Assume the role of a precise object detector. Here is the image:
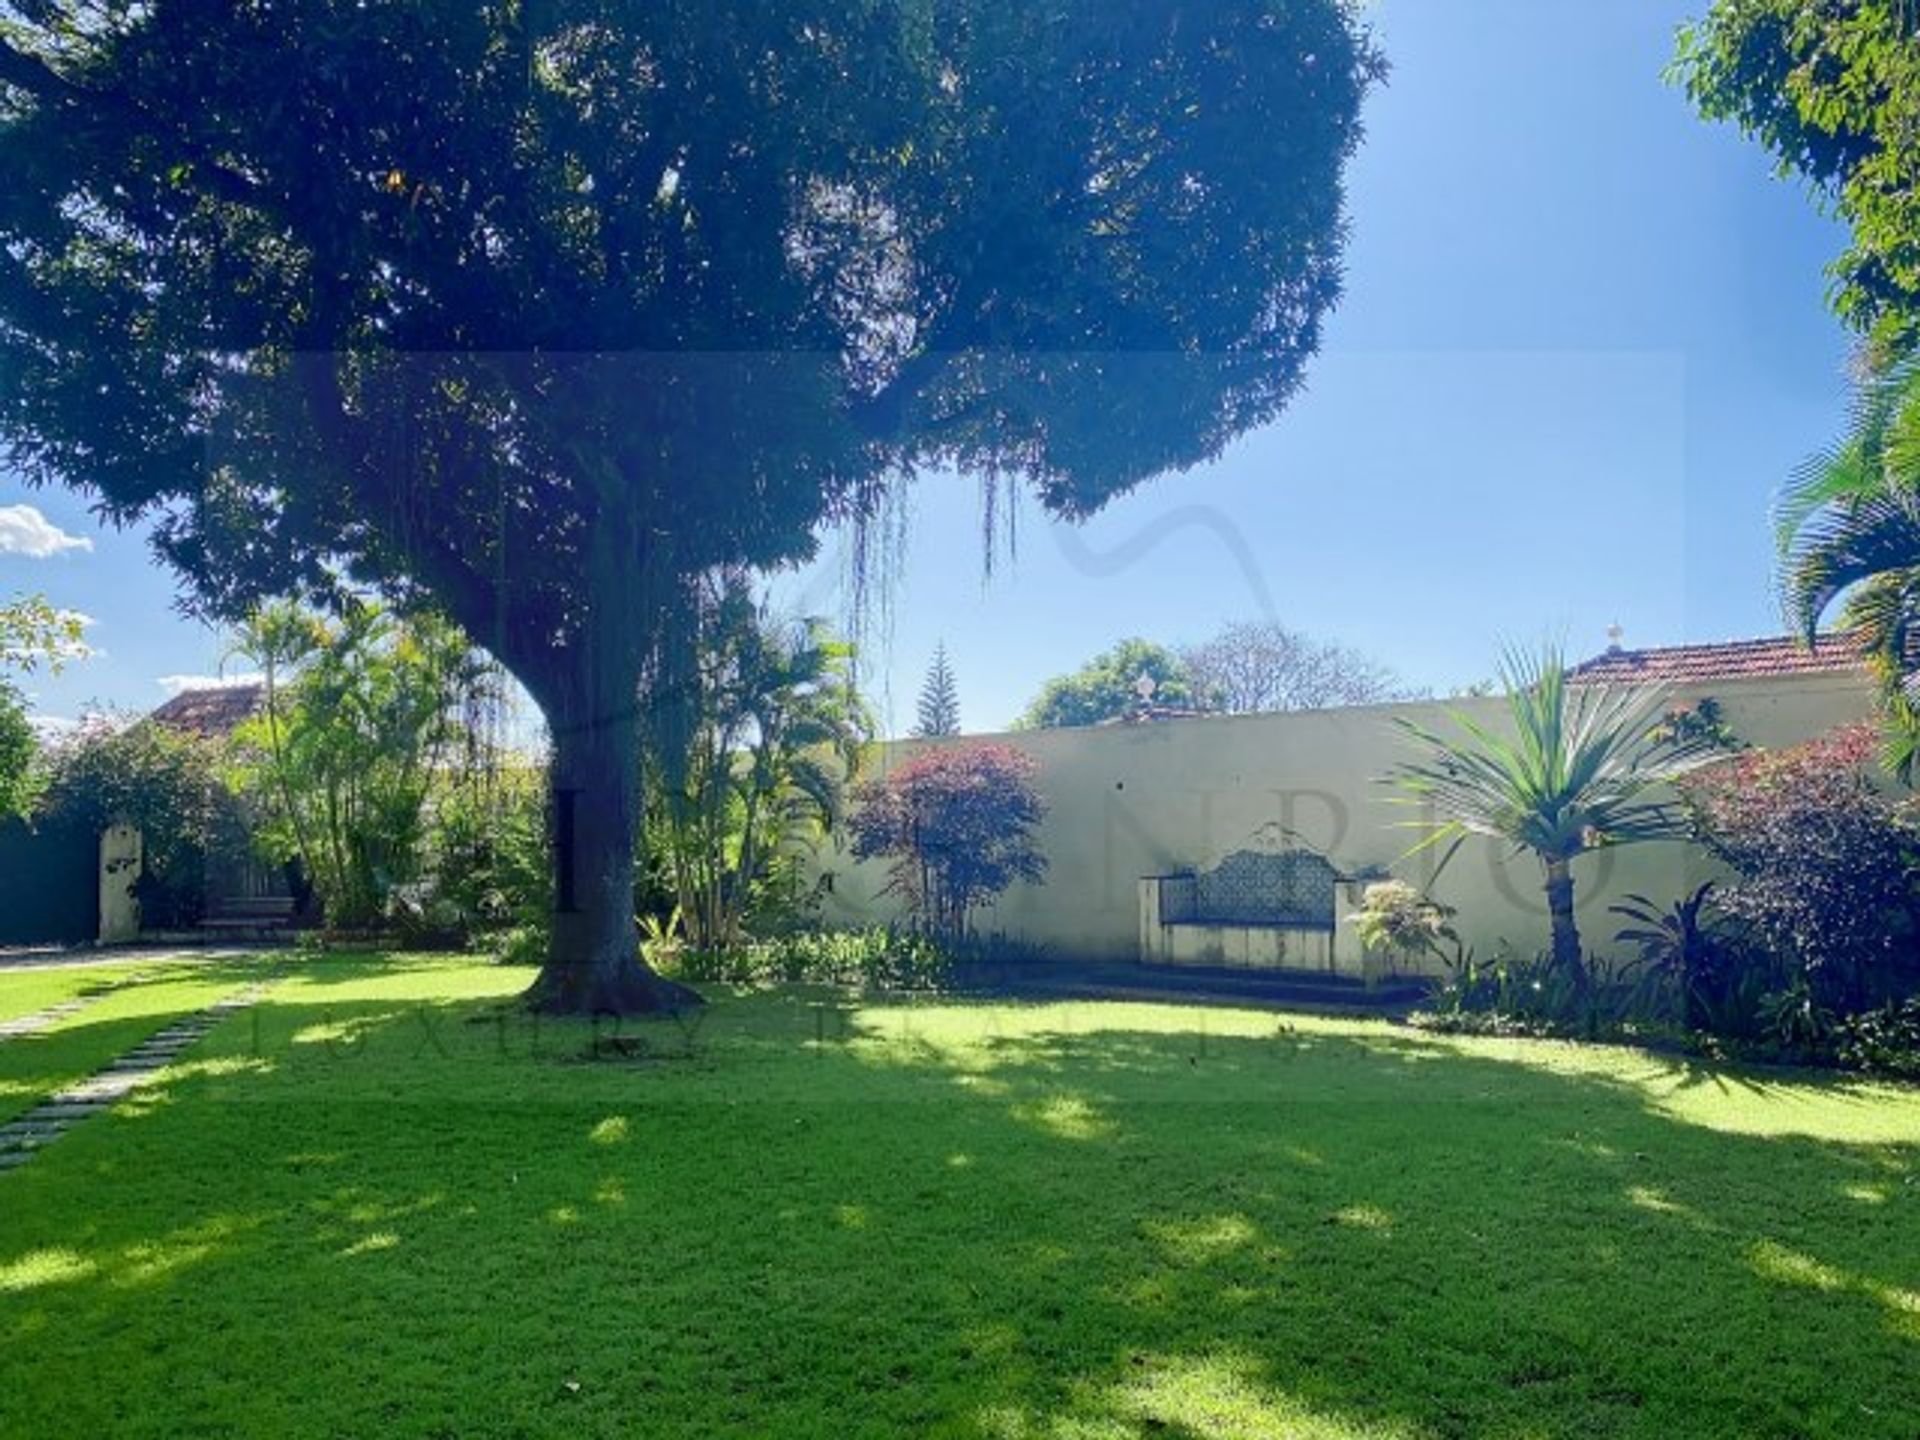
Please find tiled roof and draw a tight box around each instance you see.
[146,682,266,739]
[1568,634,1867,685]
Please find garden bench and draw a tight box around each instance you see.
[1138,848,1346,971]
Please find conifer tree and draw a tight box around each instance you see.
[914,645,962,739]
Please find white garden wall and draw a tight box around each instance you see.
[812,671,1874,973]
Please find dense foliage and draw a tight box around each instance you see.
[0,682,31,822]
[1418,725,1920,1074]
[0,0,1383,1012]
[227,603,485,930]
[1682,724,1920,1011]
[850,743,1046,939]
[37,715,240,929]
[662,928,952,992]
[0,592,86,818]
[648,579,870,949]
[414,760,551,947]
[1017,639,1203,728]
[1675,0,1920,357]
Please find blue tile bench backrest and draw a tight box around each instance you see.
[1160,850,1338,931]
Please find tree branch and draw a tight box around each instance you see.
[0,32,269,214]
[0,35,84,106]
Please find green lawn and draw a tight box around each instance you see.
[0,956,185,1025]
[1,955,1917,1439]
[0,961,261,1125]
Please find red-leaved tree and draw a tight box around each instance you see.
[1682,724,1920,1009]
[850,744,1046,940]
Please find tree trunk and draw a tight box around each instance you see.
[1543,857,1585,981]
[521,622,702,1017]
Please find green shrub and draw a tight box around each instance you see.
[666,927,953,991]
[1834,999,1920,1080]
[1610,883,1747,1031]
[490,924,550,969]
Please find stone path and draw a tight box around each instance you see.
[0,996,97,1042]
[0,967,178,1044]
[0,982,271,1174]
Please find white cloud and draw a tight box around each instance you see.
[0,504,93,558]
[156,672,264,696]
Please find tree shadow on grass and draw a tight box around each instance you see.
[0,989,1916,1438]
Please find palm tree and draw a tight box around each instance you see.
[1387,646,1717,979]
[1777,356,1920,779]
[651,575,873,948]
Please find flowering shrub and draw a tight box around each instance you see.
[1349,880,1455,971]
[1681,724,1920,1011]
[849,743,1046,939]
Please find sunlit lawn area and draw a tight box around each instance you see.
[1,954,1916,1438]
[0,962,241,1125]
[0,956,183,1025]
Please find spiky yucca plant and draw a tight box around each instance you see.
[1777,357,1920,780]
[1387,647,1718,978]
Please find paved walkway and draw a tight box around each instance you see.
[0,981,272,1174]
[0,945,262,975]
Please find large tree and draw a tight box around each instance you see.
[1674,0,1920,357]
[1179,618,1405,713]
[1017,637,1203,728]
[0,1,1382,1012]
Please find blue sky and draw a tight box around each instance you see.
[3,0,1855,735]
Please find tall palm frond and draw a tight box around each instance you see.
[1392,644,1717,859]
[1386,645,1720,969]
[1778,357,1920,779]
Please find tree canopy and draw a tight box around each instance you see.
[1017,637,1204,728]
[0,592,88,819]
[1178,619,1406,713]
[1674,0,1920,357]
[0,0,1383,1010]
[850,741,1045,938]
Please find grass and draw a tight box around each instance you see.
[0,956,185,1024]
[0,960,258,1124]
[1,953,1917,1439]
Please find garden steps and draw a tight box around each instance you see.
[0,981,271,1176]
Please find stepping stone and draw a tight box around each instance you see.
[62,1078,142,1102]
[32,1103,106,1120]
[2,1124,66,1145]
[0,1151,33,1170]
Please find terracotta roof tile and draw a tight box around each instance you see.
[146,683,266,739]
[1568,635,1867,685]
